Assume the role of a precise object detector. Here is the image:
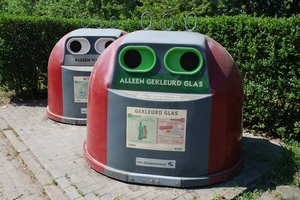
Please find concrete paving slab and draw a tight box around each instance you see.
[277,185,300,200]
[0,100,284,200]
[0,124,48,199]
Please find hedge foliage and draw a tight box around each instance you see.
[191,15,300,140]
[0,14,299,140]
[0,15,79,98]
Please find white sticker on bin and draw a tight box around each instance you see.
[136,157,176,169]
[81,108,87,114]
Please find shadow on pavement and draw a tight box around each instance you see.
[190,134,284,190]
[10,98,47,107]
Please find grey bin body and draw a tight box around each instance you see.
[47,28,125,125]
[83,30,244,188]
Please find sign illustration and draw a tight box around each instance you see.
[126,106,187,152]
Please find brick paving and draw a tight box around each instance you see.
[0,100,284,200]
[0,128,47,200]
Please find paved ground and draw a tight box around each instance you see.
[0,130,48,200]
[0,100,298,200]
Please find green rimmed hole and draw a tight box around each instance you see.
[118,45,156,73]
[164,47,203,75]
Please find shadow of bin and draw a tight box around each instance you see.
[83,30,244,187]
[47,28,126,125]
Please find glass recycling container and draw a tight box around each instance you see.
[47,28,126,124]
[83,30,244,187]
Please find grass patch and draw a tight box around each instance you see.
[3,125,13,131]
[235,139,300,199]
[70,182,78,189]
[29,171,36,180]
[3,125,20,138]
[65,173,70,180]
[0,89,13,105]
[77,189,84,196]
[235,189,262,200]
[269,139,300,187]
[52,179,58,186]
[93,191,99,197]
[12,149,20,156]
[41,188,46,195]
[212,194,226,200]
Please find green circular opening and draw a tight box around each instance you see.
[119,46,156,73]
[164,47,203,75]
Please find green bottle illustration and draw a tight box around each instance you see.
[138,121,143,140]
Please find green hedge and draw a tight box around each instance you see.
[0,15,79,98]
[0,14,299,140]
[191,15,300,139]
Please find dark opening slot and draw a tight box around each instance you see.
[124,50,142,69]
[105,41,113,48]
[180,52,199,71]
[70,41,81,53]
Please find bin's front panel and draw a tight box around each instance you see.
[106,89,212,177]
[59,31,123,124]
[63,29,124,66]
[110,31,210,95]
[63,36,99,66]
[62,66,92,121]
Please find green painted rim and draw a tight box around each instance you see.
[118,45,156,73]
[164,47,203,75]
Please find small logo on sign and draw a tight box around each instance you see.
[168,162,174,167]
[136,157,176,169]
